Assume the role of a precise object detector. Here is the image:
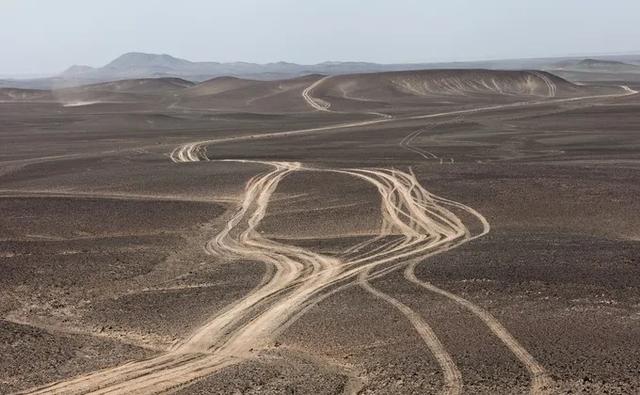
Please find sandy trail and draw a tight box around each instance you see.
[400,128,440,160]
[172,81,637,164]
[21,161,488,394]
[530,72,557,97]
[20,160,496,393]
[21,79,639,395]
[359,265,462,395]
[302,75,332,111]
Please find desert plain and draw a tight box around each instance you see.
[1,69,639,394]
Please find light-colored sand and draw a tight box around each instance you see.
[62,101,103,107]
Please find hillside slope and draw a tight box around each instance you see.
[175,74,323,113]
[52,78,194,106]
[308,69,625,113]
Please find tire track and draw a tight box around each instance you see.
[21,162,484,394]
[21,78,638,394]
[172,81,636,165]
[302,75,332,111]
[530,72,557,98]
[359,266,462,395]
[399,129,439,160]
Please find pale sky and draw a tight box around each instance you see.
[2,0,640,75]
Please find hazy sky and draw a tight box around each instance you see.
[2,0,640,75]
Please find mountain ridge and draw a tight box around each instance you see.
[3,51,640,90]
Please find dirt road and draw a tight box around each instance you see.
[20,77,637,395]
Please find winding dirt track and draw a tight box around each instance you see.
[21,76,637,394]
[301,76,332,111]
[530,72,557,97]
[399,128,440,161]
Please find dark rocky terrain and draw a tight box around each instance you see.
[1,69,639,394]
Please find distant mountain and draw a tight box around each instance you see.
[3,51,640,90]
[544,57,640,82]
[578,58,628,67]
[551,58,640,72]
[105,52,193,70]
[56,52,443,84]
[61,65,96,75]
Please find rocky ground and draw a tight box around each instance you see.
[1,75,639,394]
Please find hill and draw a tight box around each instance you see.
[552,58,640,73]
[52,77,194,106]
[1,69,627,113]
[175,74,322,113]
[4,52,640,89]
[306,69,624,113]
[0,88,53,102]
[58,52,437,83]
[546,58,640,82]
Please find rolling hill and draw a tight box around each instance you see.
[3,52,640,90]
[0,69,627,114]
